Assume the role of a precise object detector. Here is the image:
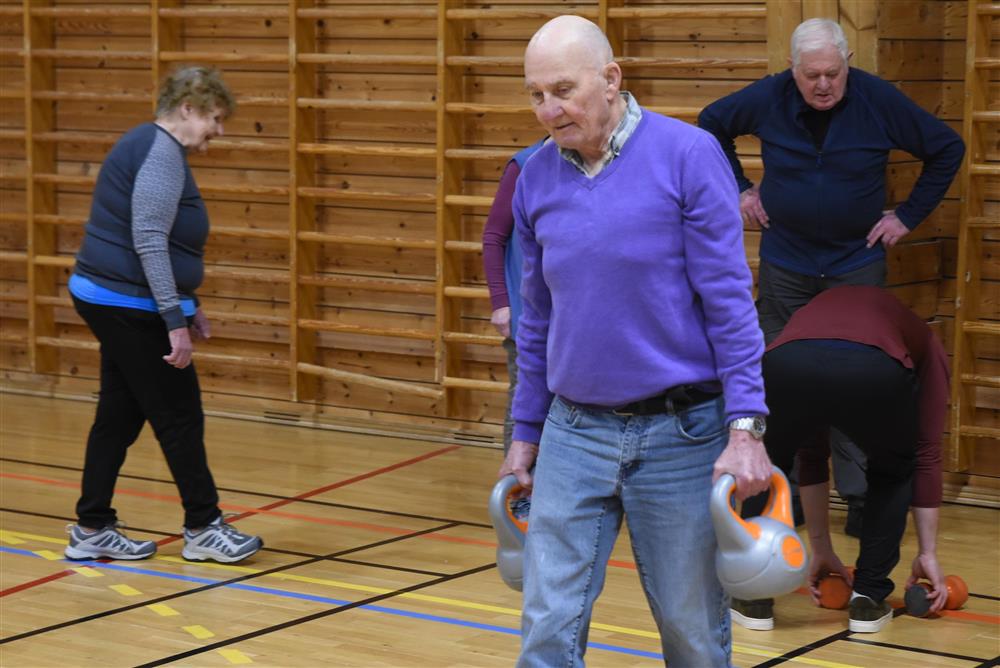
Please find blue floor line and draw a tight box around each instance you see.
[2,545,663,661]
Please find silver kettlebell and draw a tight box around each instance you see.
[711,466,807,600]
[488,474,528,591]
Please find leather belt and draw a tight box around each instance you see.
[566,385,722,417]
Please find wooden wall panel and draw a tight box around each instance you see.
[0,1,992,477]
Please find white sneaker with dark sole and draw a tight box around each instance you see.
[730,598,775,631]
[64,523,157,561]
[182,516,262,563]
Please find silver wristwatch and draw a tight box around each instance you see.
[728,415,766,440]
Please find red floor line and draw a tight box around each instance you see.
[0,569,74,598]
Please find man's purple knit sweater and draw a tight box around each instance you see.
[511,110,767,445]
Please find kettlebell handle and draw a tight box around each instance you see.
[717,466,796,541]
[494,474,528,533]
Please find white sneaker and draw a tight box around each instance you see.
[64,523,157,561]
[182,516,262,563]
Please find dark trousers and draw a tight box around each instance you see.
[757,259,887,505]
[73,298,221,529]
[763,339,918,602]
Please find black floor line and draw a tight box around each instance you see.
[133,562,499,668]
[844,637,989,663]
[0,506,452,577]
[0,456,493,528]
[750,629,852,668]
[0,521,473,645]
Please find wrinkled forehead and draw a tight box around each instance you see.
[524,43,599,88]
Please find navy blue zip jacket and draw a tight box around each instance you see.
[698,68,964,277]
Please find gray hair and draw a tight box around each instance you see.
[156,66,235,118]
[790,19,849,68]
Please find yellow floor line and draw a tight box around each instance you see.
[33,549,62,561]
[0,532,26,544]
[218,648,253,664]
[4,530,67,546]
[71,566,104,578]
[109,584,142,596]
[147,603,180,617]
[183,624,216,640]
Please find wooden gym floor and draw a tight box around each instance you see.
[0,392,997,667]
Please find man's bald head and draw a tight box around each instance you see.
[526,15,614,72]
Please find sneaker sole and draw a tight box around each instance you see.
[181,540,262,564]
[64,545,155,561]
[731,608,774,631]
[849,611,893,633]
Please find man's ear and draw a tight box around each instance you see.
[605,61,622,95]
[847,50,854,62]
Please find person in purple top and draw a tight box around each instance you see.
[497,16,771,667]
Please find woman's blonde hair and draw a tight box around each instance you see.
[156,66,235,118]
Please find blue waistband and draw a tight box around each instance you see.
[69,274,196,316]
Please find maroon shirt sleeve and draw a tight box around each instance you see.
[482,160,521,311]
[905,314,949,508]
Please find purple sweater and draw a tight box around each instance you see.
[511,111,767,444]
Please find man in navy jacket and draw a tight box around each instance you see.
[699,17,963,631]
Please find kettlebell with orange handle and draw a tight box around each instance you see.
[711,466,808,600]
[488,474,528,592]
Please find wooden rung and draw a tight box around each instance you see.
[0,129,24,140]
[962,321,1000,337]
[31,6,150,17]
[298,142,435,158]
[35,295,71,307]
[958,424,1000,439]
[443,286,489,300]
[33,173,96,187]
[298,273,435,295]
[207,139,287,153]
[972,111,1000,122]
[198,183,290,196]
[159,7,287,18]
[297,54,436,67]
[297,231,436,250]
[445,102,531,115]
[0,49,25,60]
[617,56,767,69]
[0,212,26,223]
[444,195,494,208]
[447,56,522,68]
[159,51,289,64]
[297,8,437,19]
[34,214,86,225]
[0,174,26,184]
[298,361,442,400]
[202,311,289,326]
[194,351,289,369]
[0,6,21,16]
[968,216,1000,229]
[644,105,699,119]
[971,163,1000,176]
[297,187,435,204]
[960,373,1000,389]
[445,148,513,161]
[978,3,1000,16]
[976,57,1000,70]
[0,89,22,99]
[444,240,483,253]
[0,332,26,343]
[36,336,97,351]
[236,96,288,107]
[211,225,288,240]
[32,90,150,103]
[442,376,509,393]
[0,251,28,263]
[446,8,597,20]
[0,294,28,303]
[443,331,503,346]
[33,255,74,268]
[31,49,150,61]
[33,131,119,144]
[297,98,436,112]
[607,6,765,18]
[297,319,435,341]
[203,266,290,283]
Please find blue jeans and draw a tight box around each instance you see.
[518,397,732,668]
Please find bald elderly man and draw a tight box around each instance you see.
[498,16,770,666]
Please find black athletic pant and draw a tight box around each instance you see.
[762,339,919,602]
[73,297,221,530]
